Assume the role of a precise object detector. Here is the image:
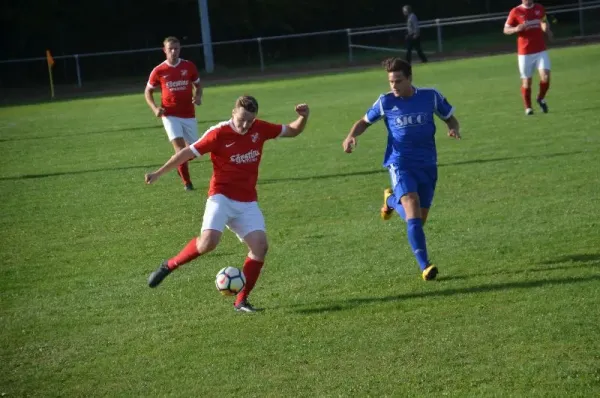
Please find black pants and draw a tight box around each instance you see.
[405,35,428,64]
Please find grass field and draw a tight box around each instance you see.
[1,44,600,397]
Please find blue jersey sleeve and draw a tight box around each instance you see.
[433,90,454,120]
[364,95,385,124]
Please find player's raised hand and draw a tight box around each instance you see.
[343,136,357,153]
[448,129,461,140]
[295,103,310,117]
[154,107,165,117]
[516,24,526,32]
[145,172,159,184]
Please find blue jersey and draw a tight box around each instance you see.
[364,87,454,169]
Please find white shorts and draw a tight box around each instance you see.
[518,51,551,79]
[201,194,266,241]
[161,116,199,143]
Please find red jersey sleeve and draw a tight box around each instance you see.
[539,5,547,22]
[191,127,220,156]
[147,67,160,88]
[505,9,518,27]
[257,120,285,140]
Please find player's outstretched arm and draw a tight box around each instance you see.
[280,104,310,138]
[145,147,196,184]
[444,115,461,140]
[343,117,371,153]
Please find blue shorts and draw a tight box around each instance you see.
[387,164,438,208]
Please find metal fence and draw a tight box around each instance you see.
[1,1,599,92]
[348,1,600,58]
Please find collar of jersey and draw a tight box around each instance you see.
[164,59,182,68]
[392,86,418,99]
[228,119,256,135]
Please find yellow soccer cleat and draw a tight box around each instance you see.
[422,264,438,281]
[381,188,394,220]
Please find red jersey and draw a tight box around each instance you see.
[190,119,286,202]
[505,3,547,55]
[147,59,200,118]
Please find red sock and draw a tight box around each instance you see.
[235,257,264,305]
[166,238,200,270]
[177,161,191,185]
[538,80,550,100]
[521,86,532,109]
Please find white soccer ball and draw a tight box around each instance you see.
[215,266,246,296]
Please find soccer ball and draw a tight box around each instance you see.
[215,266,246,296]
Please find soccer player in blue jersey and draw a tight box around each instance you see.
[342,57,461,280]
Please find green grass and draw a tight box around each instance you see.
[1,44,600,397]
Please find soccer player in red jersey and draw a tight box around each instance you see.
[145,36,203,191]
[504,0,553,115]
[145,96,310,313]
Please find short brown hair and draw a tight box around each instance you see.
[235,95,259,113]
[163,36,180,46]
[382,57,412,77]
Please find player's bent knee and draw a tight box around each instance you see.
[196,231,221,254]
[244,231,268,259]
[401,192,420,206]
[246,246,268,262]
[400,193,421,218]
[197,240,218,254]
[540,71,550,82]
[249,239,268,258]
[171,137,187,151]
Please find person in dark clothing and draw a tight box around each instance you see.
[403,5,428,64]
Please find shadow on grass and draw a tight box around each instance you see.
[292,273,600,314]
[440,255,600,282]
[539,253,600,265]
[0,125,162,143]
[0,120,223,143]
[0,150,583,181]
[0,163,165,180]
[0,158,211,181]
[442,150,583,166]
[259,150,583,185]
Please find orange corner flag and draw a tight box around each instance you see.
[46,50,55,99]
[46,50,55,67]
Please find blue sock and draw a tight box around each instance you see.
[406,218,430,271]
[395,204,406,220]
[386,194,406,220]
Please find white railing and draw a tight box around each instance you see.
[348,0,600,56]
[351,0,595,32]
[1,1,599,89]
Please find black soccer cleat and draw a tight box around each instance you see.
[148,261,172,288]
[184,183,194,191]
[234,300,258,313]
[537,98,549,114]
